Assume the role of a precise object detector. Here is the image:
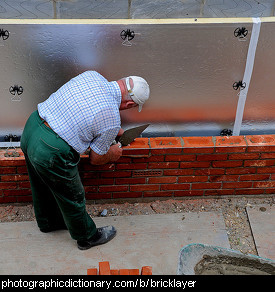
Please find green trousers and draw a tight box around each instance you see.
[20,110,97,241]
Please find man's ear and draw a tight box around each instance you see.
[125,100,136,109]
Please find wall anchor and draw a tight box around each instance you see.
[120,29,135,46]
[0,29,9,40]
[233,81,246,91]
[234,27,248,39]
[220,129,233,136]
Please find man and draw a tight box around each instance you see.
[20,71,150,250]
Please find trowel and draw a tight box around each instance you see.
[114,124,150,146]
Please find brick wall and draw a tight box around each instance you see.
[0,134,275,203]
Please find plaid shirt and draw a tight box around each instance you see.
[38,71,121,154]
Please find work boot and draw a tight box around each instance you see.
[77,225,116,250]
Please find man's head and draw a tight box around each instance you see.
[117,76,150,111]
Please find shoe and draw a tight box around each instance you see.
[77,225,116,250]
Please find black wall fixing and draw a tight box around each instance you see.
[220,129,233,136]
[234,27,248,39]
[4,134,19,142]
[0,29,9,40]
[233,81,246,91]
[120,29,135,41]
[9,85,23,95]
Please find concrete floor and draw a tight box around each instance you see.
[0,212,230,275]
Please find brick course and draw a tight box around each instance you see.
[0,134,275,203]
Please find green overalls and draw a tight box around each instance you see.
[20,110,97,241]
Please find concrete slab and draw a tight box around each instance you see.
[246,204,275,261]
[0,212,230,275]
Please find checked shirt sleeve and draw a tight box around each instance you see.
[90,107,120,155]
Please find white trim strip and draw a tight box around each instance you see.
[233,17,261,136]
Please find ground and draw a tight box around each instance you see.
[0,195,274,256]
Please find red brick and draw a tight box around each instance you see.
[129,269,140,275]
[244,160,275,167]
[257,167,275,174]
[228,153,260,160]
[148,177,177,184]
[174,190,204,196]
[101,171,132,178]
[226,167,256,175]
[192,183,221,189]
[110,270,119,275]
[3,189,32,196]
[82,178,114,185]
[1,175,29,182]
[209,175,239,182]
[261,153,275,159]
[195,168,225,175]
[205,189,234,196]
[122,137,149,149]
[240,174,270,181]
[113,192,143,199]
[235,189,265,195]
[143,191,173,197]
[223,182,253,189]
[116,163,147,170]
[246,135,275,152]
[215,136,247,153]
[119,269,130,275]
[99,262,111,275]
[182,136,215,153]
[165,154,196,162]
[84,186,98,193]
[85,193,112,200]
[0,182,17,190]
[87,268,98,275]
[0,159,26,167]
[150,137,183,154]
[212,161,243,168]
[141,266,152,275]
[253,181,275,188]
[160,184,190,191]
[0,196,17,203]
[98,185,128,193]
[130,184,159,192]
[180,162,211,168]
[163,169,193,176]
[197,154,227,161]
[178,176,208,183]
[116,177,146,185]
[16,196,33,203]
[0,167,16,174]
[148,162,179,169]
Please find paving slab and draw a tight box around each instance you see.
[0,212,230,275]
[246,204,275,261]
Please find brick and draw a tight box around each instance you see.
[182,136,215,153]
[209,175,239,182]
[246,135,275,152]
[116,163,147,170]
[212,161,243,168]
[195,168,225,175]
[112,192,143,199]
[192,183,221,189]
[0,167,16,174]
[150,137,183,154]
[101,171,132,178]
[244,160,275,167]
[82,178,114,185]
[0,196,17,203]
[129,269,140,275]
[261,153,275,159]
[3,189,32,197]
[257,167,275,174]
[163,169,193,176]
[235,189,265,195]
[165,154,196,162]
[180,162,211,168]
[253,181,275,188]
[148,177,177,184]
[228,153,260,160]
[226,167,256,175]
[240,174,270,181]
[110,270,119,275]
[116,177,146,185]
[16,195,33,203]
[130,184,159,192]
[119,269,130,275]
[197,154,227,161]
[161,183,190,191]
[87,268,98,275]
[174,190,204,197]
[99,262,111,275]
[141,266,152,275]
[122,138,150,156]
[0,159,26,167]
[148,162,179,169]
[98,185,128,193]
[0,182,17,190]
[223,182,253,189]
[178,176,208,183]
[215,136,247,153]
[1,175,29,182]
[205,189,234,196]
[143,191,173,197]
[85,193,112,200]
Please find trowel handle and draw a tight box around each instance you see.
[111,140,122,148]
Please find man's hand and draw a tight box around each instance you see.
[89,142,123,165]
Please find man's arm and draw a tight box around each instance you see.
[89,142,122,165]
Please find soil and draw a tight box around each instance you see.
[0,195,274,256]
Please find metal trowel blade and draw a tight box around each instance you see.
[119,124,150,146]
